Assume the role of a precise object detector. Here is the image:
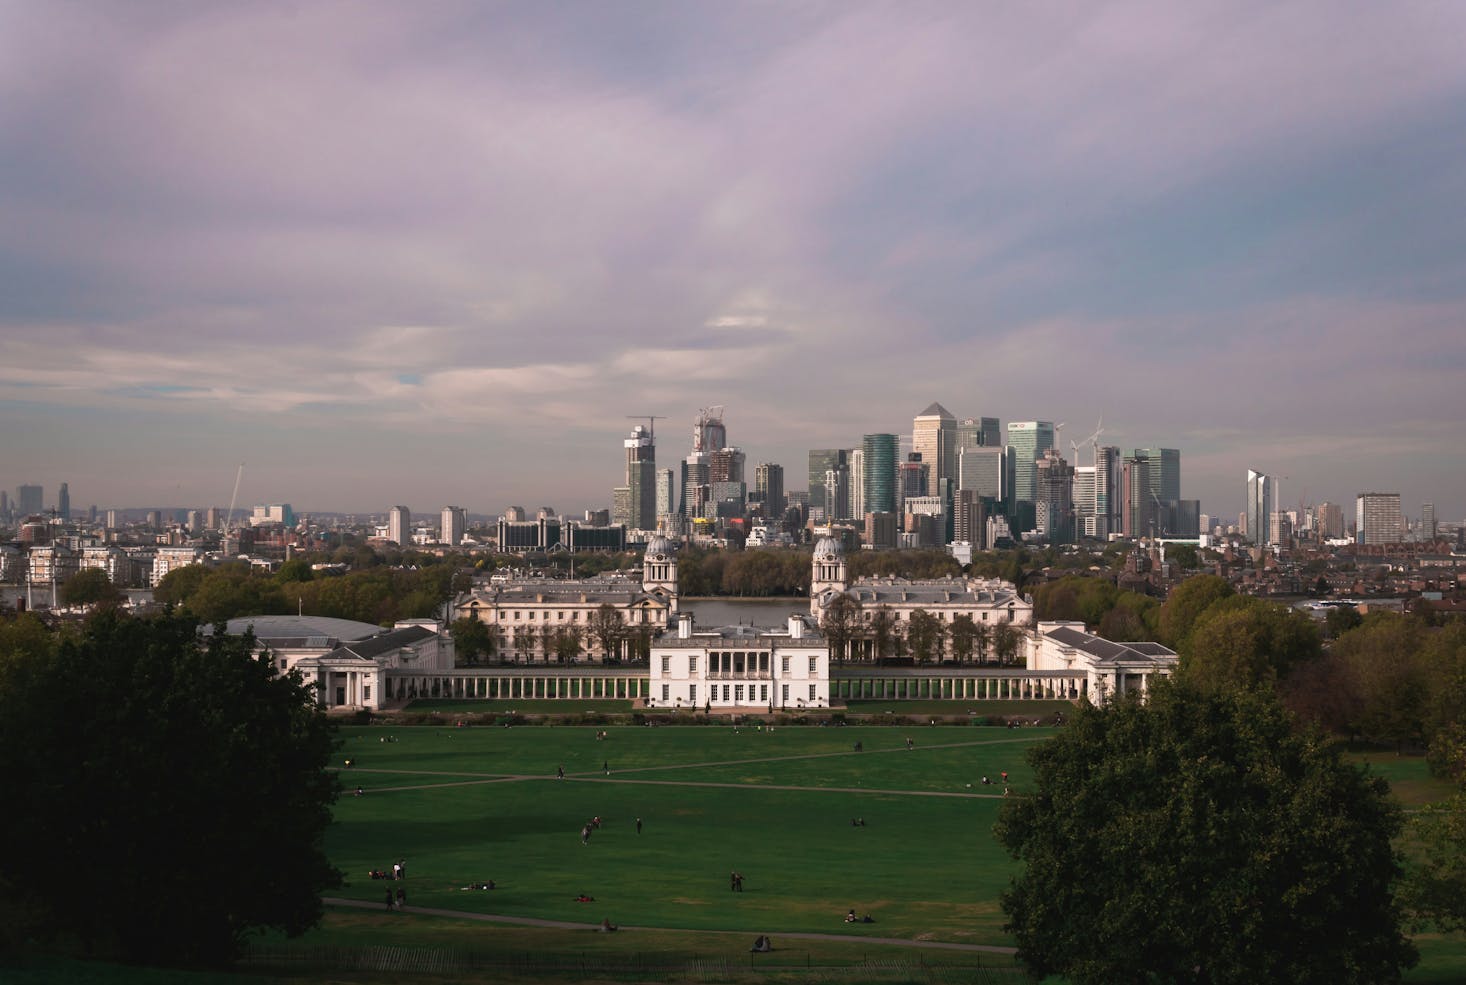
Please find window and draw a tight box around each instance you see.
[514,610,521,620]
[661,656,671,674]
[735,685,744,702]
[662,684,670,701]
[809,684,817,701]
[781,656,790,673]
[722,685,730,702]
[760,685,768,702]
[808,657,817,675]
[689,684,697,704]
[689,656,698,674]
[782,684,789,703]
[363,685,372,700]
[734,652,745,674]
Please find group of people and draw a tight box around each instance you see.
[580,815,605,845]
[385,887,407,910]
[850,817,866,827]
[729,870,746,892]
[844,909,875,924]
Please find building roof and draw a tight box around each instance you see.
[323,624,438,662]
[817,577,1026,609]
[221,614,384,643]
[1045,625,1177,666]
[917,402,954,419]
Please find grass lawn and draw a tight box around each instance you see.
[401,699,636,714]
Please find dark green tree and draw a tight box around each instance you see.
[1325,604,1364,639]
[1402,723,1466,932]
[996,682,1416,984]
[992,622,1023,666]
[1178,595,1321,693]
[1156,573,1233,649]
[819,593,862,664]
[59,567,125,608]
[906,608,945,663]
[949,613,978,663]
[451,616,493,666]
[0,610,341,966]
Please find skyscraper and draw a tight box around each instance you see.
[440,506,467,546]
[1094,445,1121,539]
[861,433,899,515]
[1122,456,1153,539]
[956,445,1006,503]
[956,416,1002,449]
[1245,470,1278,546]
[656,468,675,520]
[1035,449,1074,543]
[807,449,846,518]
[58,482,70,521]
[912,403,957,495]
[1005,422,1055,506]
[1355,493,1404,545]
[388,505,411,546]
[17,484,42,516]
[623,424,656,531]
[847,448,864,519]
[754,463,784,518]
[1421,503,1437,541]
[1131,448,1180,503]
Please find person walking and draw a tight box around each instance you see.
[635,816,642,835]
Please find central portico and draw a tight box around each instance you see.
[648,612,830,711]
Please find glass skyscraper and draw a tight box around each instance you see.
[861,433,898,515]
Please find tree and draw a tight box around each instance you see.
[996,682,1417,984]
[59,568,124,609]
[906,608,945,663]
[590,604,624,661]
[0,610,340,966]
[554,626,583,663]
[1325,604,1363,639]
[973,620,992,665]
[1179,596,1321,694]
[1156,573,1233,649]
[949,614,978,663]
[992,622,1023,666]
[819,593,862,664]
[868,605,898,660]
[451,616,493,666]
[1402,723,1466,933]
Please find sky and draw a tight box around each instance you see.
[3,1,1465,524]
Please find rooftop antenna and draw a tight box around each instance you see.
[625,415,665,441]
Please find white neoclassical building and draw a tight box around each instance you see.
[453,535,679,662]
[1027,621,1178,703]
[648,612,830,711]
[222,614,455,711]
[808,537,1033,660]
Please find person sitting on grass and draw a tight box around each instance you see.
[600,917,617,932]
[845,909,857,923]
[575,893,595,902]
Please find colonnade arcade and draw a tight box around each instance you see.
[829,670,1087,702]
[386,671,648,703]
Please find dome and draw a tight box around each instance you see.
[813,536,844,560]
[644,535,675,559]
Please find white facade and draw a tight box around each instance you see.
[151,546,201,587]
[648,613,830,710]
[388,505,411,547]
[441,506,467,546]
[1027,621,1177,704]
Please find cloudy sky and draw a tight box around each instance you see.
[3,1,1465,523]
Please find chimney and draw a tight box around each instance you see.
[788,614,803,639]
[678,613,693,639]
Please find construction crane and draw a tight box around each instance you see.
[1080,417,1105,469]
[223,463,244,535]
[625,415,665,441]
[1053,422,1067,458]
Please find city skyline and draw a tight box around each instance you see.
[3,4,1465,520]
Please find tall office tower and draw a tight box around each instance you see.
[146,510,163,529]
[57,482,70,521]
[1269,512,1294,546]
[865,511,898,549]
[753,463,784,517]
[1005,422,1055,505]
[88,505,97,524]
[1122,456,1154,539]
[1421,503,1437,541]
[680,456,709,517]
[693,406,726,454]
[1314,502,1344,539]
[611,487,632,526]
[1072,466,1096,537]
[956,445,1006,503]
[823,466,851,522]
[897,454,929,515]
[441,506,467,546]
[388,505,411,546]
[1035,449,1075,543]
[186,510,202,534]
[17,484,43,515]
[953,489,986,547]
[1093,445,1121,539]
[1245,470,1278,546]
[862,433,899,515]
[807,449,846,518]
[656,468,675,519]
[0,490,7,518]
[956,416,1002,449]
[1355,493,1404,545]
[623,424,656,531]
[708,447,745,484]
[912,404,958,495]
[205,506,220,531]
[1132,448,1181,503]
[847,449,864,519]
[105,509,118,529]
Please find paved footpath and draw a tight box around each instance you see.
[323,896,1017,955]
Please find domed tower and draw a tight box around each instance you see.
[810,536,848,612]
[642,535,679,609]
